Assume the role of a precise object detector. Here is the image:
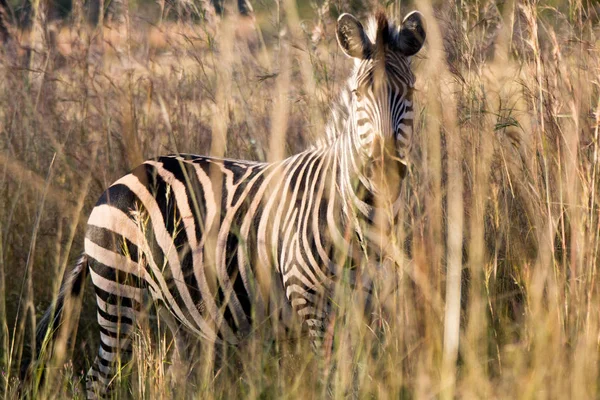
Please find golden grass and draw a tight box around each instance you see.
[1,0,600,398]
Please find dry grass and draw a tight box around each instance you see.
[1,0,600,398]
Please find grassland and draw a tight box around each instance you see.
[1,0,600,398]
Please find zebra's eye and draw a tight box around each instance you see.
[352,89,363,101]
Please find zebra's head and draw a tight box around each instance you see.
[336,11,426,165]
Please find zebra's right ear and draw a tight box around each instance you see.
[336,13,371,59]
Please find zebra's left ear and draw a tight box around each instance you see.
[336,13,372,59]
[397,11,426,56]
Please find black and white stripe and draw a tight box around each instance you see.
[36,10,426,399]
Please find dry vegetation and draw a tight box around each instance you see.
[1,0,600,398]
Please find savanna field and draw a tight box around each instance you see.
[1,0,599,398]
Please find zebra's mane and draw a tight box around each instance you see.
[316,12,402,148]
[364,11,402,48]
[318,83,352,147]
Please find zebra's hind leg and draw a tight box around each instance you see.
[86,257,145,399]
[156,305,197,395]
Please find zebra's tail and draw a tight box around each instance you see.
[22,254,89,382]
[36,254,88,350]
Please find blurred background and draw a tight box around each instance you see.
[1,0,600,398]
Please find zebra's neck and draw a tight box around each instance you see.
[323,111,405,225]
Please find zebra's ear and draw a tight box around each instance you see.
[336,13,371,59]
[397,11,426,56]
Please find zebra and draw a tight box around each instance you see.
[33,10,426,399]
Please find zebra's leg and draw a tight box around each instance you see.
[292,288,340,396]
[156,305,195,390]
[286,290,333,368]
[86,257,144,399]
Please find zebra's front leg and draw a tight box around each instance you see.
[305,310,335,359]
[293,290,339,397]
[86,261,144,399]
[288,285,335,359]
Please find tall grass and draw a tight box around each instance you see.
[1,0,599,398]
